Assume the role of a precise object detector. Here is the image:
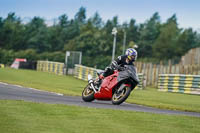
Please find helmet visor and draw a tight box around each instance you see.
[128,55,136,61]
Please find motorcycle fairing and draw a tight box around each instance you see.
[94,72,118,100]
[117,65,139,84]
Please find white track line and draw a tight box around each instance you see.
[28,87,63,96]
[0,82,8,85]
[0,82,63,96]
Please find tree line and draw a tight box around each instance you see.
[0,7,200,69]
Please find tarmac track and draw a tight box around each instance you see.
[0,82,200,117]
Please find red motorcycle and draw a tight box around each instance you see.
[82,65,139,105]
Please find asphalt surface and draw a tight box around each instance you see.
[0,82,200,117]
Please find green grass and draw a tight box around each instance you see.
[0,68,200,112]
[127,88,200,112]
[0,68,86,96]
[0,100,200,133]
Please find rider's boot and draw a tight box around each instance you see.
[95,74,104,87]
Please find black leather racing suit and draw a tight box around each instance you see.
[103,55,135,77]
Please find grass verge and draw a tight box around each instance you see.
[0,100,200,133]
[0,68,86,96]
[0,68,200,112]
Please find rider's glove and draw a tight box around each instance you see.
[111,61,118,70]
[99,74,104,79]
[117,66,125,71]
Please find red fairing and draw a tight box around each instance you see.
[94,71,118,100]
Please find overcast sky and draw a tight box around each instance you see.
[0,0,200,31]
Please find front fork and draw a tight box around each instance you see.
[88,79,97,93]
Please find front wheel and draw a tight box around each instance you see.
[82,84,95,102]
[112,84,132,105]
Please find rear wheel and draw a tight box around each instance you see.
[82,84,95,102]
[112,84,132,105]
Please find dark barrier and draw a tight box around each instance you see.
[19,61,37,70]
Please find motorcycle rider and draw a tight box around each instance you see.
[99,48,137,80]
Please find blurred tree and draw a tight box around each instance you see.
[137,12,161,58]
[48,25,63,51]
[25,17,50,52]
[153,14,180,60]
[127,19,139,44]
[88,12,102,28]
[0,17,3,47]
[0,13,25,50]
[48,14,70,51]
[176,28,199,56]
[75,7,86,25]
[58,14,69,27]
[0,10,200,67]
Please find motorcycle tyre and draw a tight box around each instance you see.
[82,84,95,102]
[112,85,132,105]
